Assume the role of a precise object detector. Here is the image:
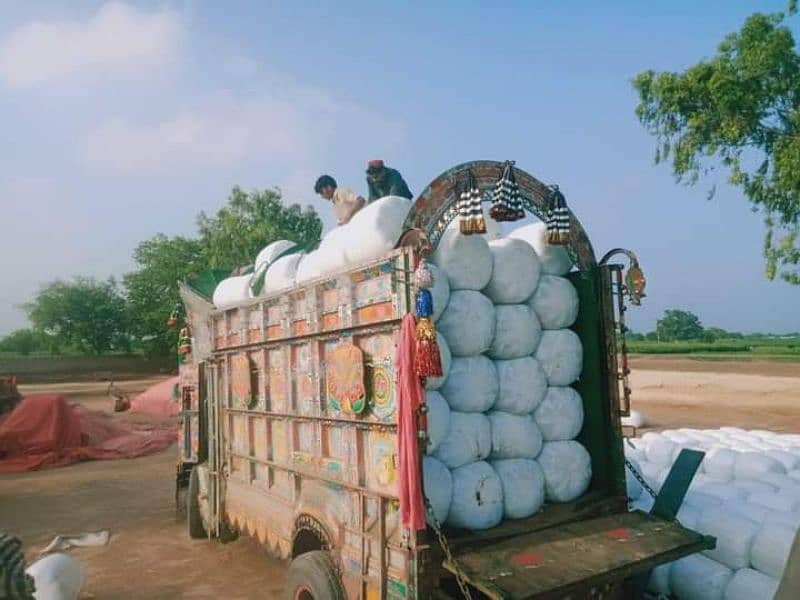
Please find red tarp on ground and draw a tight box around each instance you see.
[129,376,181,417]
[0,395,176,473]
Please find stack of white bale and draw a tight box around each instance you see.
[626,427,800,599]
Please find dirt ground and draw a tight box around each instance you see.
[1,358,798,599]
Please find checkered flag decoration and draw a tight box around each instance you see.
[490,161,525,222]
[546,184,570,245]
[456,169,486,235]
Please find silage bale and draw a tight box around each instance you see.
[534,330,583,386]
[432,228,493,291]
[422,456,452,526]
[213,274,253,309]
[748,491,798,513]
[670,554,733,600]
[731,479,777,496]
[750,522,795,579]
[487,305,541,360]
[684,491,724,513]
[343,195,411,265]
[427,262,451,323]
[789,469,800,482]
[527,274,579,330]
[647,563,671,597]
[537,440,592,503]
[631,494,654,513]
[644,435,678,468]
[719,500,770,526]
[295,246,347,284]
[483,238,541,304]
[704,447,738,481]
[434,412,491,469]
[677,503,701,529]
[425,391,451,455]
[694,482,746,503]
[764,511,800,532]
[493,357,548,415]
[766,449,800,471]
[759,473,800,496]
[533,386,584,441]
[262,252,303,294]
[696,510,760,570]
[436,291,496,356]
[723,568,779,600]
[439,356,498,412]
[491,459,545,519]
[446,461,504,530]
[507,221,574,275]
[623,442,646,465]
[625,458,643,501]
[638,461,663,489]
[255,239,296,270]
[424,332,452,391]
[488,411,543,460]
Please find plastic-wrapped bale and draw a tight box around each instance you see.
[647,563,671,598]
[213,274,253,309]
[422,456,453,526]
[764,510,800,532]
[766,449,799,471]
[439,356,498,413]
[631,494,654,513]
[434,412,491,469]
[733,452,786,480]
[425,391,451,455]
[703,447,738,481]
[537,440,592,503]
[255,240,296,270]
[343,196,411,265]
[720,500,770,526]
[482,238,541,304]
[260,252,304,295]
[431,228,493,291]
[748,490,798,513]
[731,479,777,496]
[534,330,582,386]
[493,357,547,415]
[446,461,504,530]
[694,481,746,503]
[625,458,643,501]
[760,472,800,495]
[750,522,795,579]
[534,386,584,441]
[670,554,733,600]
[424,333,451,391]
[677,502,701,529]
[427,262,451,323]
[527,275,579,330]
[295,246,347,284]
[507,222,574,276]
[488,305,541,360]
[644,435,678,468]
[684,491,724,513]
[723,568,779,600]
[488,412,543,460]
[696,510,760,570]
[491,459,545,519]
[436,291,496,356]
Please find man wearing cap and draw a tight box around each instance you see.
[366,160,413,202]
[314,175,366,226]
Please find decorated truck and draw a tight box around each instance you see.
[175,161,712,599]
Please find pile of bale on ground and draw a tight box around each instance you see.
[626,428,800,599]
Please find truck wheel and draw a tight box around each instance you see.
[286,551,345,600]
[187,466,206,539]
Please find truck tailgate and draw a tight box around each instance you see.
[442,510,712,599]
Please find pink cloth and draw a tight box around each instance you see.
[396,315,426,531]
[130,376,180,417]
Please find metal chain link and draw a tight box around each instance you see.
[424,498,473,600]
[625,457,658,500]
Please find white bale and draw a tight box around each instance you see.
[439,356,498,412]
[764,511,800,532]
[436,291,496,356]
[255,239,296,270]
[422,456,453,526]
[621,409,645,429]
[759,473,800,495]
[684,491,723,513]
[491,459,546,519]
[689,474,716,492]
[424,332,452,391]
[507,221,574,276]
[446,461,504,530]
[677,502,701,529]
[645,436,678,467]
[661,430,694,444]
[488,305,541,360]
[534,329,583,386]
[789,469,800,482]
[647,563,672,597]
[748,491,798,513]
[432,228,493,290]
[262,252,303,294]
[704,447,738,481]
[638,460,663,489]
[640,431,662,446]
[344,196,411,264]
[731,479,777,496]
[527,274,579,330]
[295,246,347,284]
[720,500,770,525]
[534,386,584,441]
[624,443,646,465]
[488,411,543,460]
[631,494,654,513]
[670,554,733,600]
[750,522,795,579]
[213,274,253,308]
[766,450,800,471]
[427,262,451,323]
[26,553,85,600]
[434,412,491,469]
[483,238,541,304]
[425,391,451,455]
[537,440,592,502]
[695,481,746,503]
[723,568,779,600]
[697,510,760,570]
[625,458,643,501]
[494,357,548,415]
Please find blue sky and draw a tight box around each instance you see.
[0,0,798,335]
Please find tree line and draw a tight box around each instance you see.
[627,309,798,343]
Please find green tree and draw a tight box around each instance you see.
[703,326,731,342]
[0,329,47,355]
[633,4,800,283]
[656,309,705,342]
[25,278,129,354]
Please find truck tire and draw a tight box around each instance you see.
[286,551,345,600]
[187,466,206,539]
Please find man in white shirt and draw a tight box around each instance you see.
[314,175,366,226]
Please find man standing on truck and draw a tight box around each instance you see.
[366,160,413,201]
[314,175,366,226]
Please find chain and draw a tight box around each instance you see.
[625,457,658,500]
[424,498,473,600]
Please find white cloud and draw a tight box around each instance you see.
[0,2,183,88]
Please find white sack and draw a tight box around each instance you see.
[697,510,760,570]
[723,568,779,600]
[447,461,504,530]
[748,491,798,513]
[508,221,574,276]
[677,503,701,529]
[213,274,253,309]
[343,196,411,265]
[434,412,491,469]
[534,386,584,441]
[789,469,800,482]
[493,357,548,415]
[638,461,663,488]
[255,240,296,270]
[621,409,645,429]
[491,459,546,519]
[436,291,496,356]
[645,436,678,467]
[488,305,541,360]
[432,228,493,290]
[422,456,453,526]
[684,491,724,513]
[750,522,795,579]
[647,563,671,597]
[488,412,543,460]
[760,473,800,495]
[719,500,770,526]
[731,479,777,496]
[764,511,800,532]
[766,450,799,471]
[537,440,592,503]
[694,481,746,503]
[26,553,85,600]
[425,332,452,391]
[527,275,579,330]
[483,238,540,304]
[534,329,583,386]
[425,391,451,455]
[427,262,451,323]
[626,458,643,501]
[670,554,733,600]
[440,356,498,413]
[704,447,738,481]
[631,494,654,513]
[295,246,347,284]
[262,252,303,294]
[734,452,786,480]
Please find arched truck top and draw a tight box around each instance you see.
[401,160,597,271]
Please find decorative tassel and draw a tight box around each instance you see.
[466,170,486,234]
[546,184,571,245]
[415,317,443,378]
[491,161,525,222]
[178,326,192,355]
[413,259,434,289]
[166,303,181,328]
[415,289,433,318]
[455,179,472,234]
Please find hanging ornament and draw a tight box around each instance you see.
[546,184,571,245]
[466,169,486,234]
[490,161,525,222]
[178,326,192,355]
[166,303,181,328]
[413,260,443,378]
[454,177,472,234]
